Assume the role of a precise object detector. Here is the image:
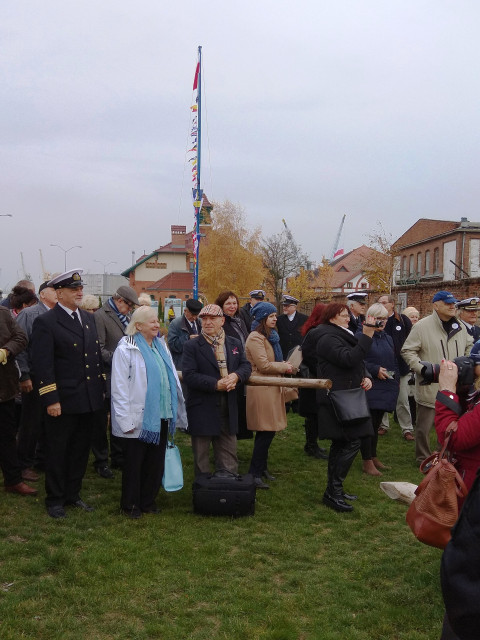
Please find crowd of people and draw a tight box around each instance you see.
[2,277,480,520]
[3,274,479,638]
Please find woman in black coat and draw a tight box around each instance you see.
[356,303,400,476]
[298,304,328,459]
[215,290,251,440]
[314,303,375,512]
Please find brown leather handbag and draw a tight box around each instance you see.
[406,422,468,549]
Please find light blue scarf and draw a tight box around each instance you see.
[134,333,178,443]
[251,320,284,362]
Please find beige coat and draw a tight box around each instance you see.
[245,331,291,431]
[401,311,472,408]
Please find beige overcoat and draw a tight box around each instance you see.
[245,331,291,431]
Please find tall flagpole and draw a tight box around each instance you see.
[193,46,202,300]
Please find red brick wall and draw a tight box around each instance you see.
[392,278,480,317]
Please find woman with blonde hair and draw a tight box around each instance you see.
[357,303,399,476]
[111,305,187,518]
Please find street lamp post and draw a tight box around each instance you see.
[94,260,117,274]
[50,244,82,271]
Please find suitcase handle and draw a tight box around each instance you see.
[210,469,241,480]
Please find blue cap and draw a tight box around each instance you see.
[250,301,277,321]
[432,290,458,304]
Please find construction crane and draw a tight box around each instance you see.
[330,214,346,263]
[39,249,51,281]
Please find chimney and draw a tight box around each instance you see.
[171,225,186,248]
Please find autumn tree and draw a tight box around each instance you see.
[262,230,309,307]
[199,200,266,302]
[287,267,316,305]
[313,256,335,302]
[362,222,396,292]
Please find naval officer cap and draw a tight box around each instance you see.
[249,289,266,300]
[282,295,299,305]
[457,297,480,311]
[47,269,84,290]
[346,292,368,303]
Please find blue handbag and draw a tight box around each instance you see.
[162,438,184,492]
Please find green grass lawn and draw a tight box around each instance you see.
[0,415,444,640]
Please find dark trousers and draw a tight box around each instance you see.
[44,410,99,507]
[326,438,361,497]
[360,409,383,460]
[17,385,44,470]
[91,399,124,468]
[121,421,168,512]
[249,431,276,477]
[0,399,22,486]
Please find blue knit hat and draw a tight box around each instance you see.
[250,301,277,322]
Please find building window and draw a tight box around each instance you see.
[402,256,407,278]
[361,282,367,289]
[434,247,440,273]
[409,254,414,277]
[417,252,422,276]
[425,250,430,275]
[345,282,353,289]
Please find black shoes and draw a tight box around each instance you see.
[343,492,358,501]
[254,477,270,490]
[121,506,142,519]
[67,499,94,512]
[322,493,354,512]
[47,505,67,519]
[304,444,329,460]
[96,465,114,479]
[262,469,276,481]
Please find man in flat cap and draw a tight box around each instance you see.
[182,304,251,475]
[239,289,266,332]
[402,290,473,464]
[31,269,106,518]
[457,297,480,342]
[93,285,140,474]
[167,298,203,371]
[346,292,368,333]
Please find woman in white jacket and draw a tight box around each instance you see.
[111,306,187,518]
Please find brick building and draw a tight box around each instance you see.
[391,218,480,316]
[120,199,212,305]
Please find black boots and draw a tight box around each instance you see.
[322,493,353,512]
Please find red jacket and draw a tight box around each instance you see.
[435,390,480,493]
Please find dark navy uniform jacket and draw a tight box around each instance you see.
[276,311,308,359]
[31,304,105,414]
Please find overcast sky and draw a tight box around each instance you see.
[2,1,480,291]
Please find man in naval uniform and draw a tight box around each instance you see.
[457,297,480,343]
[239,289,266,332]
[31,269,105,518]
[346,292,368,333]
[276,295,308,360]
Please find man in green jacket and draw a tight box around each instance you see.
[401,290,472,464]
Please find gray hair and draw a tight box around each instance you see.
[366,303,388,318]
[125,305,157,336]
[79,294,99,311]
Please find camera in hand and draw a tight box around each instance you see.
[419,356,479,387]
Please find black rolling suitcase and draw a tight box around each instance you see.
[192,470,256,517]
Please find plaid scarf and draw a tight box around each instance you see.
[108,297,129,328]
[202,328,228,377]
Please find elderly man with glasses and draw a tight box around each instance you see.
[93,285,140,474]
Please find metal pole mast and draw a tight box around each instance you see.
[193,45,202,300]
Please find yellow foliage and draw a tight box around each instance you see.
[199,200,266,302]
[287,268,316,304]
